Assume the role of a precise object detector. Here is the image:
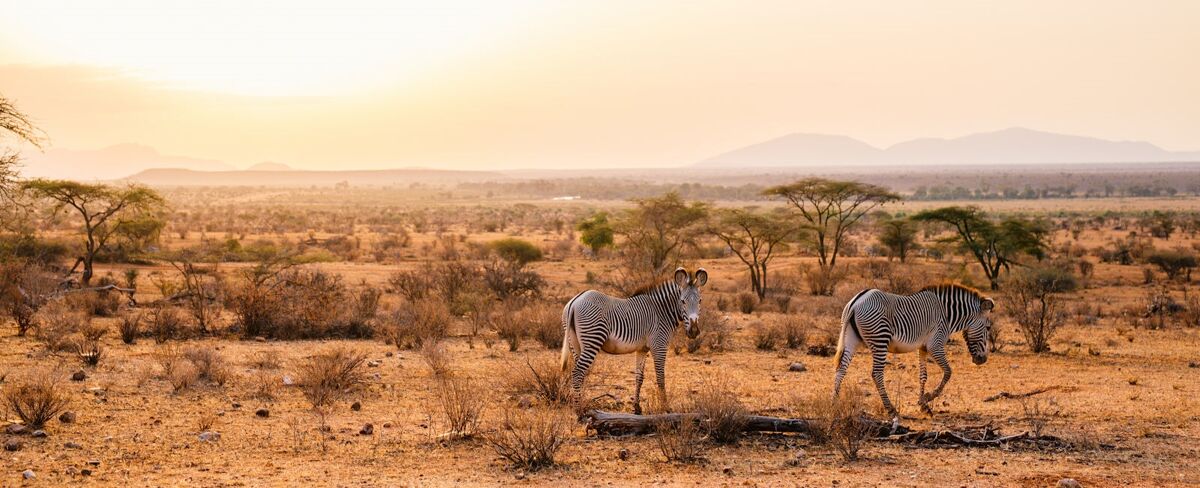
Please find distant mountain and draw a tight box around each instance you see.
[123,168,507,187]
[20,143,236,180]
[246,161,293,171]
[695,128,1200,167]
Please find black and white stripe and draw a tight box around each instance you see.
[560,267,707,413]
[832,283,995,428]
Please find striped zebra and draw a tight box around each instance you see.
[833,283,995,429]
[560,267,707,414]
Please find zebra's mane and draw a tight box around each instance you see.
[626,278,676,298]
[917,282,985,301]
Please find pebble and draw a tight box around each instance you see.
[197,431,221,442]
[59,411,76,423]
[1189,361,1198,368]
[367,360,381,367]
[81,468,92,476]
[351,401,362,411]
[4,439,20,451]
[5,424,27,435]
[71,370,87,381]
[617,448,629,461]
[385,352,394,357]
[86,460,100,467]
[22,470,35,480]
[359,423,374,436]
[382,422,393,428]
[282,375,294,386]
[253,336,267,342]
[788,362,807,372]
[31,430,47,438]
[64,442,82,449]
[1057,479,1082,488]
[256,408,270,418]
[231,402,242,409]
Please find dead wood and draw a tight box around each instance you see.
[983,386,1060,402]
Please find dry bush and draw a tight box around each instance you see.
[492,303,526,352]
[524,302,563,350]
[169,361,201,392]
[675,314,732,354]
[795,390,874,461]
[297,347,369,412]
[149,305,185,343]
[251,370,279,400]
[3,373,70,428]
[35,301,89,352]
[420,341,452,378]
[655,415,706,464]
[693,381,748,444]
[752,321,781,351]
[431,375,485,440]
[1004,267,1078,353]
[66,289,122,317]
[76,324,105,367]
[118,312,141,344]
[232,269,369,340]
[485,406,571,471]
[0,262,59,337]
[483,260,546,300]
[504,357,570,405]
[183,346,232,386]
[736,292,757,314]
[248,350,282,369]
[806,329,838,357]
[805,265,848,296]
[379,298,451,350]
[388,267,433,301]
[779,316,809,349]
[344,284,382,337]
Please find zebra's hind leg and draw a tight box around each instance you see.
[918,348,933,415]
[832,325,861,397]
[570,341,602,413]
[631,350,647,414]
[870,349,901,433]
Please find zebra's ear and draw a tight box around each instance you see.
[694,268,708,287]
[981,298,995,312]
[674,267,690,288]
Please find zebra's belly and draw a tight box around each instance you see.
[601,337,647,355]
[887,341,921,354]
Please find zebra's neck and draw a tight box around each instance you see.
[628,281,680,323]
[926,288,977,332]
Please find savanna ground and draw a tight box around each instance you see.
[2,189,1199,487]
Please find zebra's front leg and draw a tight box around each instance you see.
[651,343,668,410]
[631,349,647,415]
[870,350,900,432]
[918,348,933,415]
[927,346,953,403]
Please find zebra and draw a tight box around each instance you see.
[560,267,707,414]
[832,283,995,430]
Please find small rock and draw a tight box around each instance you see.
[617,448,629,461]
[231,402,242,409]
[63,442,82,449]
[385,352,394,357]
[22,470,35,480]
[71,370,87,381]
[4,439,20,451]
[255,408,270,418]
[359,423,374,436]
[1057,479,1082,488]
[5,424,27,435]
[372,372,382,381]
[81,468,92,476]
[722,466,734,475]
[514,472,526,480]
[30,430,47,438]
[59,411,76,424]
[788,362,807,372]
[1189,361,1198,368]
[197,431,221,442]
[253,336,267,342]
[86,459,100,467]
[367,360,381,367]
[351,401,362,411]
[382,422,393,428]
[282,375,294,386]
[87,387,106,396]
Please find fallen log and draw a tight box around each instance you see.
[582,410,898,437]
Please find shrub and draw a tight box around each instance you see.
[752,321,780,351]
[232,269,367,340]
[485,407,570,471]
[483,260,546,300]
[693,381,748,444]
[505,357,571,405]
[387,267,432,301]
[149,305,185,343]
[344,284,382,337]
[183,346,231,386]
[654,415,706,463]
[431,375,485,440]
[1146,249,1197,281]
[805,265,848,296]
[66,289,123,318]
[736,292,757,314]
[780,317,809,349]
[118,312,142,344]
[35,301,89,352]
[76,323,105,366]
[1004,266,1078,353]
[0,262,58,337]
[169,361,201,392]
[3,373,69,428]
[492,304,527,352]
[525,303,563,349]
[297,347,368,412]
[796,390,873,461]
[490,238,544,266]
[420,341,452,378]
[379,298,451,350]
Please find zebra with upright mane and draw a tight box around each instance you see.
[833,283,995,430]
[561,267,707,413]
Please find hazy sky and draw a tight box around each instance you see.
[1,0,1197,170]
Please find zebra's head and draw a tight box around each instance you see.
[965,297,995,365]
[673,267,708,338]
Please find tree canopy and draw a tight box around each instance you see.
[913,206,1048,290]
[615,192,708,274]
[707,207,796,299]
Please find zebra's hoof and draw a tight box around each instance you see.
[919,403,933,416]
[632,403,642,415]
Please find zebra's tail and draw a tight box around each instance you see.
[560,293,583,372]
[835,289,870,372]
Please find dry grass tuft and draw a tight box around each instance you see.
[504,356,571,405]
[431,375,485,440]
[297,347,369,412]
[795,389,874,461]
[3,372,70,428]
[693,380,749,444]
[485,406,571,471]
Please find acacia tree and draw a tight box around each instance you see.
[913,206,1048,290]
[1,95,45,228]
[878,217,919,263]
[707,208,796,299]
[22,180,165,285]
[576,211,614,256]
[615,192,708,274]
[763,178,899,294]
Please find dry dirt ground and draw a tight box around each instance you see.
[2,221,1199,486]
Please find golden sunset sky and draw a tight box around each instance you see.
[1,0,1197,170]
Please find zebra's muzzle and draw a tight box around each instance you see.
[972,355,987,365]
